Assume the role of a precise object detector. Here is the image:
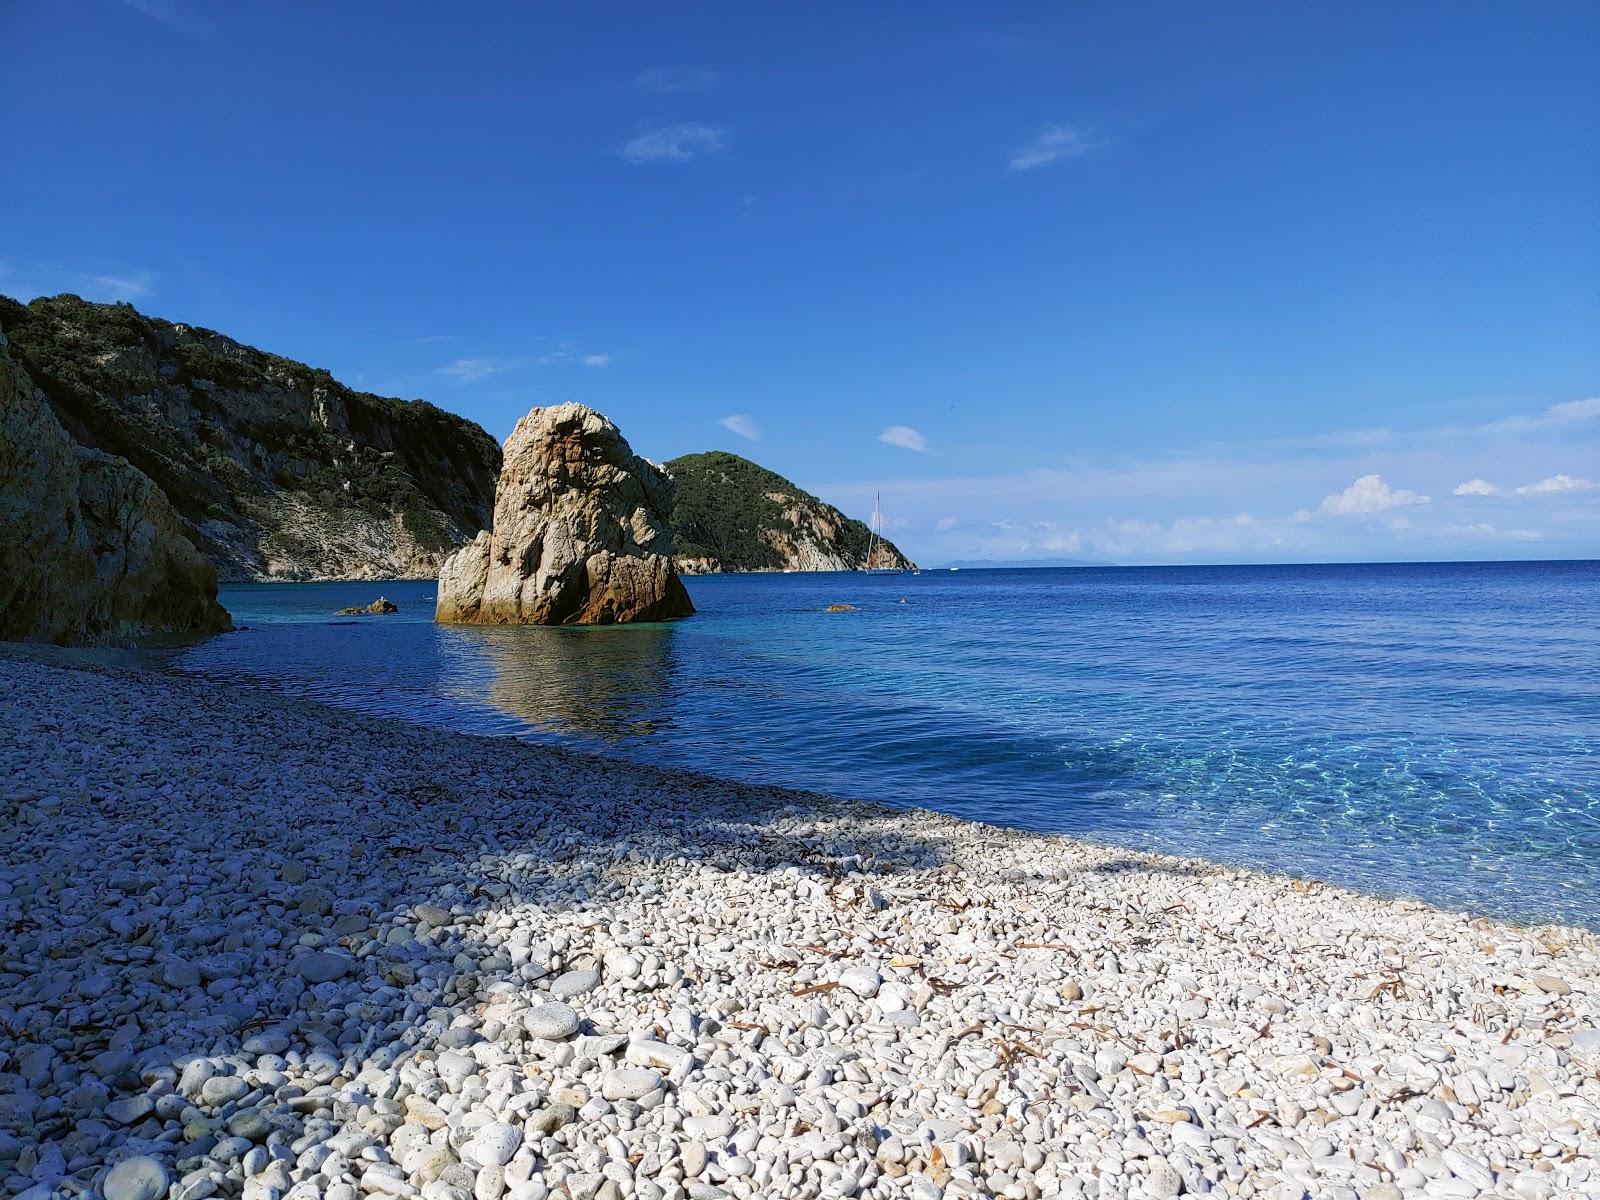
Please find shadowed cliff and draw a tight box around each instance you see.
[0,294,503,582]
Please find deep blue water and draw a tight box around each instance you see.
[173,562,1600,928]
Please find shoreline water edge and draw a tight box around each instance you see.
[188,564,1600,933]
[1,651,1597,1200]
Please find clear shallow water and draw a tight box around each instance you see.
[174,563,1600,928]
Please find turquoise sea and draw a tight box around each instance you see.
[173,562,1600,928]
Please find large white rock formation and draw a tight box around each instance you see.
[435,403,693,626]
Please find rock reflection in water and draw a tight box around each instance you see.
[437,622,679,740]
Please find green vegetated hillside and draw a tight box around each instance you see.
[0,294,502,580]
[666,450,913,572]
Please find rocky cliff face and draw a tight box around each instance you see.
[0,294,502,581]
[436,403,694,625]
[0,329,231,644]
[666,451,915,573]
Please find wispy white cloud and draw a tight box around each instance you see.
[119,0,211,33]
[0,262,156,304]
[1453,479,1500,496]
[618,123,726,163]
[633,68,719,95]
[935,516,960,532]
[1515,473,1594,495]
[533,344,613,367]
[1099,513,1269,557]
[1320,474,1431,516]
[1480,396,1600,434]
[718,414,761,441]
[1541,397,1600,424]
[1442,523,1543,541]
[880,425,930,453]
[944,513,1279,561]
[435,359,506,384]
[1198,394,1596,462]
[84,270,154,301]
[1289,427,1393,450]
[1009,124,1103,171]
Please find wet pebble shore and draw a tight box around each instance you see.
[1,654,1597,1200]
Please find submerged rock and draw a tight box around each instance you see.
[435,403,693,625]
[0,328,231,645]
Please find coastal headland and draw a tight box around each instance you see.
[2,652,1595,1200]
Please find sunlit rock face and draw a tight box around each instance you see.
[435,403,693,626]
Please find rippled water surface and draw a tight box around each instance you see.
[176,562,1600,927]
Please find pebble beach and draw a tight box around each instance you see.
[2,653,1597,1200]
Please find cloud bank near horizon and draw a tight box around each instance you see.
[811,394,1600,565]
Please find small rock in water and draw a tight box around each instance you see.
[335,597,399,615]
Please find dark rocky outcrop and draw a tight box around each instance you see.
[0,294,502,581]
[336,597,399,616]
[436,403,693,626]
[666,451,914,573]
[0,328,231,644]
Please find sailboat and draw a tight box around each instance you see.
[862,491,902,574]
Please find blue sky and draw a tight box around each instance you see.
[3,2,1596,564]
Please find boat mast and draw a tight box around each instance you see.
[865,491,880,572]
